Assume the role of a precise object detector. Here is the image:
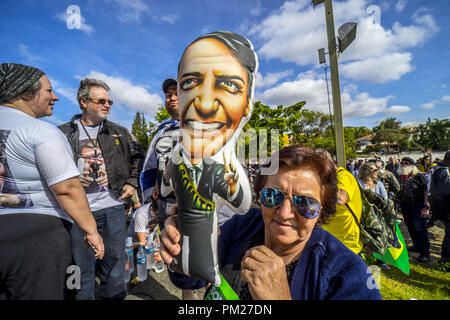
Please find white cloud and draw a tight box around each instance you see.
[56,9,94,35]
[385,105,411,114]
[340,89,393,118]
[421,102,435,110]
[51,79,79,106]
[250,0,265,17]
[255,69,293,89]
[85,71,163,116]
[421,95,450,110]
[340,52,413,83]
[395,0,408,13]
[256,70,392,118]
[402,121,419,128]
[42,115,65,126]
[250,0,438,83]
[105,0,150,23]
[18,44,43,62]
[160,14,178,24]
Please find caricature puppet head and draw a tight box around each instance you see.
[177,31,258,163]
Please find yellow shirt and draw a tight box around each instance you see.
[323,167,363,254]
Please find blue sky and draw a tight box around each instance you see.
[1,0,449,130]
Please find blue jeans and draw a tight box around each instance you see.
[401,203,430,257]
[70,204,126,300]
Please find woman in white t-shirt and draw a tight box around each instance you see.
[0,63,104,300]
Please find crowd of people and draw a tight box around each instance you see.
[1,31,449,300]
[346,153,449,264]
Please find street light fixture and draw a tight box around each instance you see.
[318,48,326,64]
[338,22,357,53]
[312,0,357,167]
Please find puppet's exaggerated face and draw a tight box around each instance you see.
[178,38,250,162]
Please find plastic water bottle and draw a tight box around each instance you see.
[145,234,155,270]
[126,237,134,274]
[137,245,147,281]
[153,238,164,273]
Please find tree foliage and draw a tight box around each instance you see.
[155,104,170,123]
[373,117,401,131]
[353,126,373,139]
[240,101,348,159]
[131,112,149,151]
[413,118,450,151]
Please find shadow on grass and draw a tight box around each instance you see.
[380,261,450,300]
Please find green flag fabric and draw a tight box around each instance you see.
[204,274,240,300]
[373,222,410,275]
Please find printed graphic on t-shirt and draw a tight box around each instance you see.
[155,126,179,198]
[77,139,109,194]
[0,130,33,208]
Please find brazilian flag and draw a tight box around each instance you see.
[373,222,410,275]
[204,274,240,300]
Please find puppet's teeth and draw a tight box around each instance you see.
[185,120,224,131]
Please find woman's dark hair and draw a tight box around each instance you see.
[254,146,338,226]
[178,31,258,102]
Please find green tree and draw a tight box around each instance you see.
[241,101,341,159]
[373,117,401,131]
[147,104,176,145]
[353,126,373,139]
[371,118,405,154]
[413,118,450,151]
[131,112,149,151]
[155,104,170,123]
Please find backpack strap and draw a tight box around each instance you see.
[336,167,361,227]
[345,202,361,229]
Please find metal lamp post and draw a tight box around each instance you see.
[313,0,357,167]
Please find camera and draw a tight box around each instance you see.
[90,162,99,178]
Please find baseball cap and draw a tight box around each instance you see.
[162,78,177,93]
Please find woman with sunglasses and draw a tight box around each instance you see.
[357,163,388,199]
[161,146,381,300]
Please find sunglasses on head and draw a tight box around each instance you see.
[260,188,321,219]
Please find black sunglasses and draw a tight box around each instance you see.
[89,98,113,106]
[260,188,321,219]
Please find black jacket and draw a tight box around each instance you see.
[430,164,450,221]
[58,114,145,199]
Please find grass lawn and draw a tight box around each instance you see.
[367,219,450,300]
[379,261,450,300]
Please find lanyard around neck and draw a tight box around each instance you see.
[80,119,102,155]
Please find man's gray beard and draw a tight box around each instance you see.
[85,108,109,123]
[397,165,413,176]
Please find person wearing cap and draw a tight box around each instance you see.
[0,63,104,299]
[397,157,431,262]
[58,78,145,300]
[140,77,180,230]
[141,78,204,300]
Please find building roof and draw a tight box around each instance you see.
[355,133,376,142]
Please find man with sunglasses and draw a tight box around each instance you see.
[59,78,145,299]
